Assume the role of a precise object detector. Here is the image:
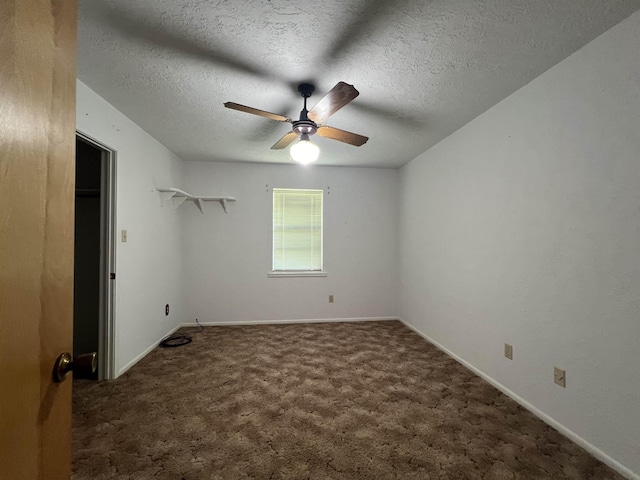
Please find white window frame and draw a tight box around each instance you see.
[269,188,327,278]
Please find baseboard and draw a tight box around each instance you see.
[398,318,638,480]
[180,316,399,327]
[116,323,182,378]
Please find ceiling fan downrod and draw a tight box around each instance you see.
[294,83,317,136]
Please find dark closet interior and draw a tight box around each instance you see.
[73,137,103,374]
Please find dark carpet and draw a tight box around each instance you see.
[72,321,623,479]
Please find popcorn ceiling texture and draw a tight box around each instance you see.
[77,1,640,168]
[72,321,623,479]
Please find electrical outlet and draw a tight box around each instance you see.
[329,295,334,303]
[554,367,566,387]
[504,343,513,360]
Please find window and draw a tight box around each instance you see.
[271,188,324,275]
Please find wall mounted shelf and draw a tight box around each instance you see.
[157,187,236,213]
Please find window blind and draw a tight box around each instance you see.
[273,188,323,271]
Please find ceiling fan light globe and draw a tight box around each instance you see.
[290,138,320,165]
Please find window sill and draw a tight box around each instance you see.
[268,271,328,278]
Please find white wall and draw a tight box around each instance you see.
[76,81,185,376]
[398,11,640,478]
[182,162,398,324]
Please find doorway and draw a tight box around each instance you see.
[74,133,116,380]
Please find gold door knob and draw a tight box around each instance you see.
[53,352,97,382]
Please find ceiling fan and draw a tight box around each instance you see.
[224,82,368,164]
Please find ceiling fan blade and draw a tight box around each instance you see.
[308,82,359,124]
[317,126,368,147]
[271,131,299,150]
[224,103,292,123]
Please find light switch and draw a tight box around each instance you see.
[121,230,128,242]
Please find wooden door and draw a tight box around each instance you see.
[0,0,77,478]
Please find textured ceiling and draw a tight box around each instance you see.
[77,0,639,168]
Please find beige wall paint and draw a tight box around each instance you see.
[181,161,399,324]
[399,11,640,478]
[76,80,185,377]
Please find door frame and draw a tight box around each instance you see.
[76,130,117,380]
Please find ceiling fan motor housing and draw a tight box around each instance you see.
[293,120,317,136]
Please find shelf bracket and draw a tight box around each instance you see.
[172,196,188,208]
